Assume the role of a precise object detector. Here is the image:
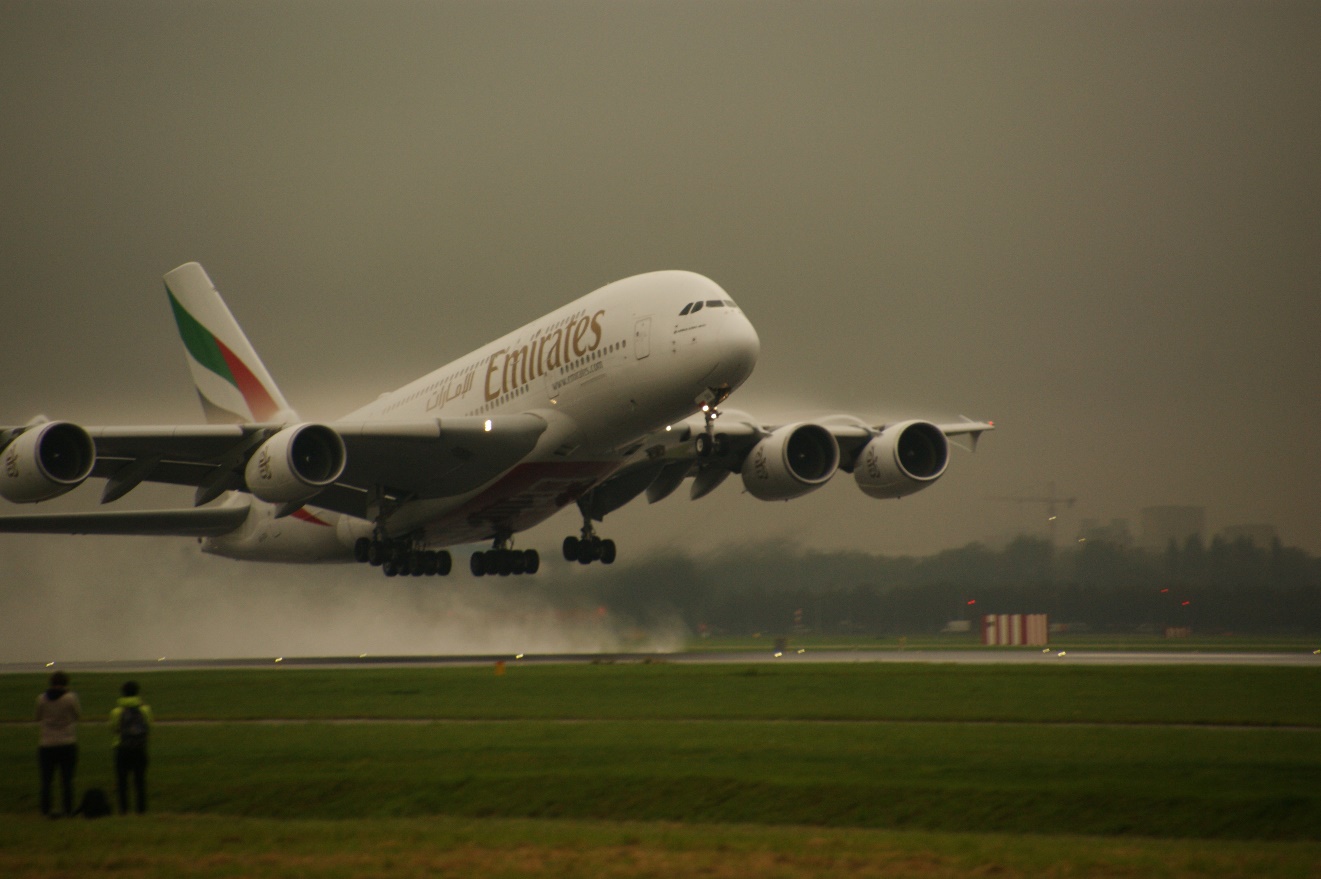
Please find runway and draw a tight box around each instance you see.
[685,649,1321,667]
[4,648,1319,674]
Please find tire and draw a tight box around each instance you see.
[382,559,398,577]
[600,539,617,565]
[353,537,371,563]
[524,549,540,575]
[562,535,580,561]
[437,551,452,576]
[470,552,486,577]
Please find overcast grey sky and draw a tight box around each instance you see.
[2,0,1318,569]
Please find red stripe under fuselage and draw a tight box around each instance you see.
[417,459,619,546]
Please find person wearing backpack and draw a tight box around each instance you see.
[36,670,81,818]
[109,681,153,814]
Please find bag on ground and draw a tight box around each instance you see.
[77,787,111,819]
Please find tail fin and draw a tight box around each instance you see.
[164,262,296,425]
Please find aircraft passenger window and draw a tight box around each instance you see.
[679,303,692,316]
[706,300,725,308]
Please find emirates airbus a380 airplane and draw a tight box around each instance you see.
[0,263,992,577]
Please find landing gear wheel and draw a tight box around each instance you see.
[564,513,618,566]
[474,539,538,577]
[353,537,371,563]
[364,533,452,577]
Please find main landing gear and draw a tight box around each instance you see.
[354,537,453,578]
[562,522,616,566]
[470,535,540,577]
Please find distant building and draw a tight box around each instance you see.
[1140,506,1205,552]
[1218,524,1278,549]
[1077,518,1133,548]
[982,614,1049,646]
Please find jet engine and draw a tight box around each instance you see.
[853,420,948,499]
[0,421,96,503]
[740,423,839,501]
[243,424,346,505]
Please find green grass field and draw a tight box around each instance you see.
[4,662,1320,877]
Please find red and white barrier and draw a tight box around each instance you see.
[982,614,1049,646]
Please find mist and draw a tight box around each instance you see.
[0,535,685,663]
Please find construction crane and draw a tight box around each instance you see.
[991,481,1076,545]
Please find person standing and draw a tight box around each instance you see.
[109,680,153,815]
[35,670,80,818]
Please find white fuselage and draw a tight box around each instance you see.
[202,271,760,562]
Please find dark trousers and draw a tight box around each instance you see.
[38,743,77,816]
[115,745,148,814]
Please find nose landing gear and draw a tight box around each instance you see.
[693,397,730,458]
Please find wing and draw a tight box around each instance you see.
[316,416,548,517]
[576,410,994,518]
[0,506,250,536]
[0,415,548,523]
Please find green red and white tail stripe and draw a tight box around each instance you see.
[164,263,294,425]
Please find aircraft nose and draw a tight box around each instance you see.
[715,310,760,387]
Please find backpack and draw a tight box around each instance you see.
[78,787,112,819]
[118,704,149,750]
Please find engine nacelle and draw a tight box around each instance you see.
[854,420,948,499]
[740,423,839,501]
[0,421,96,503]
[244,424,346,505]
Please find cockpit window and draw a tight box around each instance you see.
[681,299,739,315]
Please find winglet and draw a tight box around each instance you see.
[939,416,995,453]
[164,263,297,425]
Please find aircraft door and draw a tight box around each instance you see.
[633,317,651,360]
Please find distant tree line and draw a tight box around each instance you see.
[572,535,1321,636]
